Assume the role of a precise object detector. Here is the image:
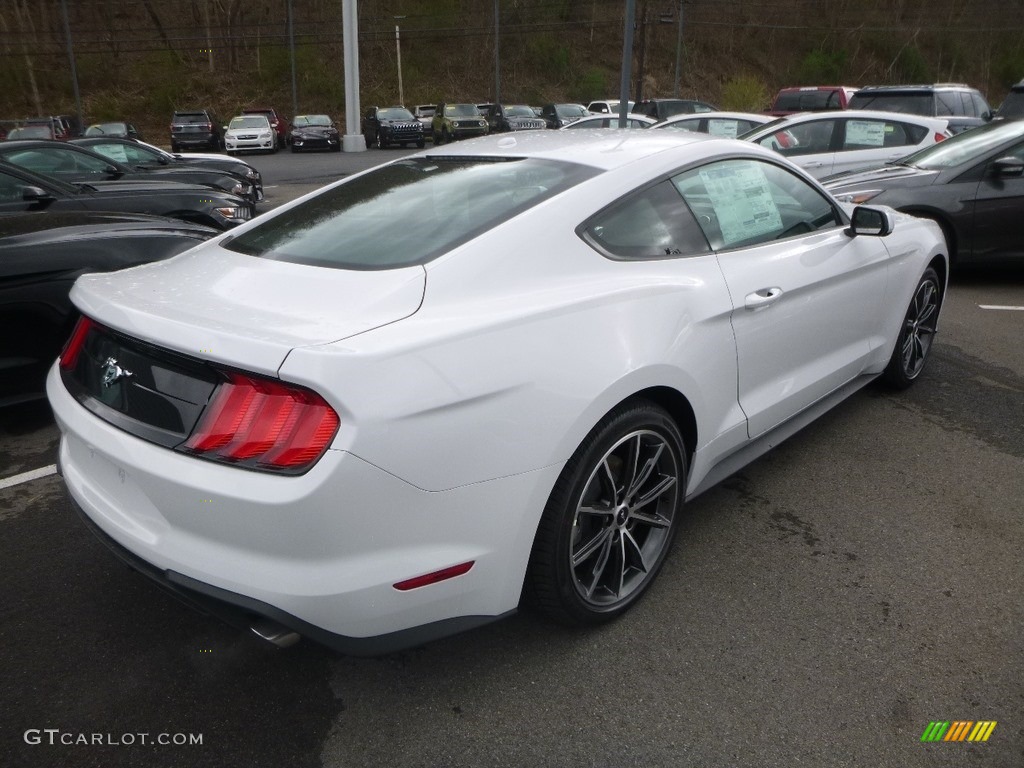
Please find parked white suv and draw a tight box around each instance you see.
[224,114,274,154]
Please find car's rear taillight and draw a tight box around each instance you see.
[205,122,213,131]
[60,315,95,370]
[182,372,339,473]
[934,132,947,143]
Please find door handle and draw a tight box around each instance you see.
[803,161,825,167]
[744,287,784,310]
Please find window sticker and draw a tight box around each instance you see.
[846,120,886,147]
[707,119,739,139]
[98,144,130,163]
[698,162,782,246]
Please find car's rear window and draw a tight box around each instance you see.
[848,92,933,114]
[774,90,843,111]
[223,157,600,270]
[173,113,211,124]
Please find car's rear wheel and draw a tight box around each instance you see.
[882,267,941,390]
[416,138,425,148]
[526,401,686,625]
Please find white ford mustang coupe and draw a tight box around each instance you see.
[48,131,947,654]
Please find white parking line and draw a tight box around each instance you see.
[0,465,57,490]
[978,305,1024,311]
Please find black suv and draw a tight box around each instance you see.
[996,79,1024,119]
[170,109,223,152]
[361,106,425,149]
[848,84,993,134]
[635,98,717,121]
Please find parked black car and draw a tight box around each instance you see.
[996,79,1024,119]
[362,106,425,149]
[635,99,717,121]
[170,109,223,152]
[540,103,590,128]
[0,161,253,229]
[289,114,341,152]
[0,211,216,407]
[824,119,1024,266]
[485,104,547,133]
[71,136,263,201]
[0,140,255,204]
[848,85,992,135]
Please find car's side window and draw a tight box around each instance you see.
[582,180,711,260]
[92,142,142,164]
[841,119,925,150]
[0,170,27,202]
[937,91,965,117]
[671,159,840,250]
[758,120,835,157]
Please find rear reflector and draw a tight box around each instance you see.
[394,561,475,591]
[182,371,339,473]
[60,315,95,370]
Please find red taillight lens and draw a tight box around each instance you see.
[183,372,339,473]
[205,122,213,131]
[60,316,95,370]
[935,132,947,143]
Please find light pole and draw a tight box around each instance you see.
[395,16,406,106]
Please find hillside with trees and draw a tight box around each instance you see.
[2,0,1024,138]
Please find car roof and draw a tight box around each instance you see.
[854,84,974,92]
[418,128,755,171]
[742,109,949,134]
[657,111,771,125]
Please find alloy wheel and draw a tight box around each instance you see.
[569,429,681,609]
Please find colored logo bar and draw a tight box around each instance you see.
[921,721,997,742]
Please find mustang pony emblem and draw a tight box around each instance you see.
[100,357,133,388]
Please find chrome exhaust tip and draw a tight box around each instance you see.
[250,619,301,648]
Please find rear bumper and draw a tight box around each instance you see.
[68,494,510,655]
[47,362,553,651]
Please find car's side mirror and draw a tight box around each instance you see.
[982,110,994,122]
[846,205,894,237]
[22,185,53,202]
[991,156,1024,177]
[104,165,120,176]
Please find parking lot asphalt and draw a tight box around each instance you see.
[0,162,1021,767]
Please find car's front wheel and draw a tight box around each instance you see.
[526,401,686,625]
[882,267,941,389]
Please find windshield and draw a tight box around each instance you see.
[556,104,589,118]
[898,120,1024,170]
[445,105,479,117]
[229,116,269,130]
[84,123,127,135]
[378,108,415,121]
[504,105,535,117]
[9,126,52,139]
[223,158,599,270]
[294,115,332,126]
[739,117,788,140]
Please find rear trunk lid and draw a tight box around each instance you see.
[70,243,426,376]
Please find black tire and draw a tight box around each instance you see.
[378,132,389,149]
[170,141,180,153]
[881,267,941,390]
[525,400,686,626]
[416,138,425,149]
[290,143,298,153]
